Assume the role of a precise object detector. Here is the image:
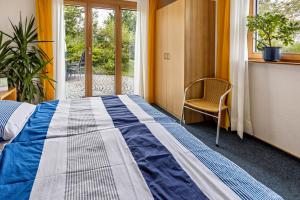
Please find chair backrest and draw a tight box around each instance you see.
[79,51,85,66]
[203,78,230,104]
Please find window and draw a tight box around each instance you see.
[249,0,300,62]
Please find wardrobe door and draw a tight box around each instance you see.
[155,7,168,109]
[166,0,185,118]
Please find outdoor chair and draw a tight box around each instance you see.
[181,78,232,146]
[66,51,85,81]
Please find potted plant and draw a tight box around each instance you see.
[0,32,11,77]
[0,15,54,103]
[247,12,300,61]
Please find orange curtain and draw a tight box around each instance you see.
[36,0,55,101]
[216,0,231,129]
[216,0,230,80]
[147,0,158,103]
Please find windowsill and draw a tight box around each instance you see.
[248,59,300,66]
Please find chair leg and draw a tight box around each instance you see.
[77,67,80,81]
[226,108,231,131]
[216,111,222,147]
[180,106,185,125]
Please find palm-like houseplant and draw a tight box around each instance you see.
[0,15,54,103]
[247,12,300,61]
[0,33,11,78]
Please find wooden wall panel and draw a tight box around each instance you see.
[209,0,216,76]
[185,0,215,87]
[184,0,215,123]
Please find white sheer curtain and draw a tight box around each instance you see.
[52,0,66,100]
[230,0,253,138]
[134,0,149,99]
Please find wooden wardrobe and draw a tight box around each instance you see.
[155,0,215,120]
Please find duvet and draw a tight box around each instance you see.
[0,95,283,200]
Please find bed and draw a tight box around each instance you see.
[0,95,283,200]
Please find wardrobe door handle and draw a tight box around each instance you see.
[163,53,167,60]
[163,53,170,60]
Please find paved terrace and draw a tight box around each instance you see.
[66,75,134,99]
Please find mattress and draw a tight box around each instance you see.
[0,95,283,200]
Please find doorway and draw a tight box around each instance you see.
[64,1,137,99]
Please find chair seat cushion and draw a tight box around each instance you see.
[185,99,228,113]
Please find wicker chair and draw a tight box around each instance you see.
[180,78,232,146]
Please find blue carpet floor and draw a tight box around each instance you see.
[153,105,300,200]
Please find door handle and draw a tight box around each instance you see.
[163,53,170,60]
[163,52,167,60]
[167,53,170,60]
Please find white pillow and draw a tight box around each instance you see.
[0,101,36,141]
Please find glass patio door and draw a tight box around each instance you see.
[64,5,86,99]
[64,1,136,99]
[121,9,136,95]
[91,8,116,96]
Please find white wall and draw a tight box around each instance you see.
[249,62,300,158]
[0,0,35,34]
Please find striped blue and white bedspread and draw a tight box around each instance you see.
[0,95,283,200]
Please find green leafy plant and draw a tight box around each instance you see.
[247,12,300,50]
[64,6,136,76]
[0,33,11,77]
[0,15,54,103]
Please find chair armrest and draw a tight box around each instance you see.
[218,86,232,112]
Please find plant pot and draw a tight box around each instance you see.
[263,47,281,62]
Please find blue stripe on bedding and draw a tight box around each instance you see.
[0,100,58,200]
[128,96,283,200]
[102,96,208,200]
[13,101,59,142]
[101,96,140,128]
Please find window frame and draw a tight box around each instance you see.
[248,0,300,63]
